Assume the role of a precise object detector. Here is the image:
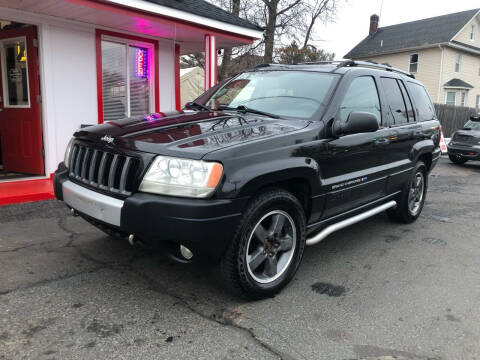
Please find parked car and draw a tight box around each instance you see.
[447,115,480,164]
[54,61,441,298]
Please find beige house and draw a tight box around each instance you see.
[345,9,480,109]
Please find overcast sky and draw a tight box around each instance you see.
[314,0,480,59]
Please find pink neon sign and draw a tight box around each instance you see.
[135,48,148,78]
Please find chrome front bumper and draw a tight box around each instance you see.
[62,180,124,226]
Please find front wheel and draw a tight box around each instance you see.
[448,154,467,164]
[220,189,306,299]
[387,161,427,223]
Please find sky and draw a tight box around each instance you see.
[314,0,480,60]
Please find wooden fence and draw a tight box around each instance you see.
[434,103,479,137]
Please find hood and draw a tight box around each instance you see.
[74,110,309,159]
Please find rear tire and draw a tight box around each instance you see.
[219,189,306,299]
[448,154,467,164]
[387,161,427,223]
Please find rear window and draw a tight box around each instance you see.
[407,82,436,122]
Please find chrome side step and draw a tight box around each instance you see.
[306,200,397,246]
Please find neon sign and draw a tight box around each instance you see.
[135,48,148,78]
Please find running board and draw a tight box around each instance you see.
[306,201,397,246]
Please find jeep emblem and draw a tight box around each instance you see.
[101,135,114,144]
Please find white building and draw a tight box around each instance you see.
[0,0,262,204]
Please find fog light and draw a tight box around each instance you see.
[180,245,193,260]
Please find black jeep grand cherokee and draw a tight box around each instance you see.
[54,61,441,298]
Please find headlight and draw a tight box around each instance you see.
[64,138,74,168]
[139,156,223,198]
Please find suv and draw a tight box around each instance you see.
[447,115,480,164]
[54,61,441,298]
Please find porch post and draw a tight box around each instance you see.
[204,34,217,90]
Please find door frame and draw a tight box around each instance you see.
[0,10,52,180]
[0,24,45,176]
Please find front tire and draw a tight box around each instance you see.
[448,154,467,164]
[387,161,427,223]
[220,189,306,299]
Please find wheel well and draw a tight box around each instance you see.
[418,153,432,171]
[254,179,312,219]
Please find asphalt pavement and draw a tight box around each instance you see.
[1,158,479,360]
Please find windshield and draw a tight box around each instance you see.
[464,120,480,130]
[206,71,337,120]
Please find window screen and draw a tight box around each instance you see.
[101,40,152,122]
[380,77,408,125]
[408,82,436,121]
[340,76,381,124]
[409,54,418,73]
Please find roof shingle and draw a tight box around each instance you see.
[444,78,474,88]
[143,0,262,31]
[345,9,480,58]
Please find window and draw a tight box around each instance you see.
[446,91,456,105]
[409,54,418,73]
[398,80,415,121]
[460,91,467,107]
[339,76,381,124]
[476,95,480,109]
[380,77,408,125]
[101,38,154,122]
[455,53,462,72]
[471,25,476,41]
[0,37,29,107]
[408,82,436,121]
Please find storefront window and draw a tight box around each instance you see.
[101,39,152,121]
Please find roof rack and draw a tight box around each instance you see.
[340,60,415,78]
[293,60,415,78]
[254,60,415,78]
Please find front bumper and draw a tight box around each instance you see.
[54,165,247,261]
[447,144,480,160]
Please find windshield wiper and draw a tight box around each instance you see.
[185,101,211,111]
[218,105,280,119]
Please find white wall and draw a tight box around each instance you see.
[40,23,98,175]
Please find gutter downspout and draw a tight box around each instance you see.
[437,44,445,103]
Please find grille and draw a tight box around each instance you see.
[453,133,477,145]
[68,143,139,195]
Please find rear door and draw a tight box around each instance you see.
[0,26,44,175]
[318,75,391,218]
[378,77,421,192]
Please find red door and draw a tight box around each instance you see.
[0,26,44,175]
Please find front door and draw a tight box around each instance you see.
[317,75,389,218]
[0,25,44,175]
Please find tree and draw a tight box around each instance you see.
[276,41,334,64]
[219,0,241,80]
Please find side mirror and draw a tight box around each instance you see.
[332,111,379,137]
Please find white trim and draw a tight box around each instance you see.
[437,45,445,102]
[448,41,480,56]
[204,34,217,90]
[0,36,31,108]
[450,10,480,41]
[104,0,263,39]
[443,86,472,90]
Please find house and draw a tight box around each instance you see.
[345,9,480,109]
[0,0,262,204]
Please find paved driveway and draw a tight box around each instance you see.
[1,158,479,360]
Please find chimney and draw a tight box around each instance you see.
[369,14,379,35]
